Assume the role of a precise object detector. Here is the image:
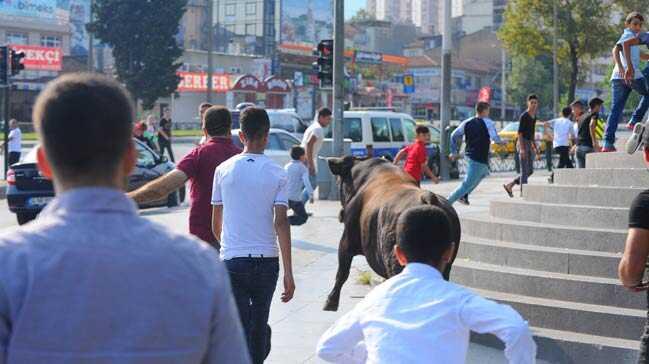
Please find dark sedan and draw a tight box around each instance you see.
[7,139,185,225]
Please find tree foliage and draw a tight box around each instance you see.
[88,0,187,110]
[499,0,616,103]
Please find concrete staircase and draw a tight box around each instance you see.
[454,152,647,363]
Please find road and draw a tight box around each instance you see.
[0,140,551,363]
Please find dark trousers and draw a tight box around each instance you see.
[545,140,553,171]
[554,146,573,169]
[225,257,279,364]
[576,145,594,169]
[511,140,534,185]
[8,152,20,166]
[288,200,308,226]
[158,139,175,162]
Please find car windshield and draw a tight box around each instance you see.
[503,122,519,132]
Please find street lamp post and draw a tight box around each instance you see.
[88,0,94,72]
[440,0,452,180]
[332,0,344,158]
[207,0,214,103]
[552,0,559,114]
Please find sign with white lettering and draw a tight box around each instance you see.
[231,74,264,92]
[265,76,291,93]
[9,45,62,71]
[177,72,230,93]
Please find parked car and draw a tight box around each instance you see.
[6,139,186,225]
[230,128,301,167]
[491,121,548,155]
[325,110,442,175]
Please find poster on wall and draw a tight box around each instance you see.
[281,0,332,46]
[68,0,91,56]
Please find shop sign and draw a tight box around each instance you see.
[265,76,291,93]
[177,72,230,92]
[10,44,62,71]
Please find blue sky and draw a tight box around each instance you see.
[345,0,365,19]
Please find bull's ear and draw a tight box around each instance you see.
[327,157,346,176]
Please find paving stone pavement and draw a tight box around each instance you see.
[264,170,555,364]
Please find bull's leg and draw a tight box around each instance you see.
[323,241,354,312]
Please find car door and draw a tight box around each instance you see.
[265,132,291,166]
[129,141,161,191]
[370,116,394,157]
[389,117,406,156]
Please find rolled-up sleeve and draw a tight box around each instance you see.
[274,170,289,207]
[211,168,223,206]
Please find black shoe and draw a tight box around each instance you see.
[548,173,554,184]
[458,196,470,205]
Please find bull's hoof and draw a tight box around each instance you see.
[323,300,339,312]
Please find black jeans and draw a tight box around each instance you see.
[545,140,553,171]
[8,152,20,166]
[288,200,308,226]
[576,145,594,169]
[512,140,534,185]
[158,139,175,162]
[225,257,279,364]
[554,146,573,169]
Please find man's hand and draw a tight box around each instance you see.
[282,274,295,302]
[448,153,457,162]
[625,67,635,84]
[308,164,316,176]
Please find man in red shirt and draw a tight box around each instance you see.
[128,106,241,247]
[394,126,439,186]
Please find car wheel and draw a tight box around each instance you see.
[179,186,186,203]
[167,190,180,208]
[16,212,38,225]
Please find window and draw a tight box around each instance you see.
[404,119,417,142]
[225,24,235,34]
[344,118,363,142]
[269,113,295,133]
[267,134,282,150]
[245,23,256,35]
[246,2,256,15]
[389,118,404,142]
[277,133,300,150]
[6,32,28,45]
[40,35,61,48]
[225,4,236,16]
[371,118,391,142]
[135,142,156,167]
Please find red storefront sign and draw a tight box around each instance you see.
[9,44,62,71]
[478,86,493,103]
[231,74,265,92]
[177,72,230,93]
[264,76,291,93]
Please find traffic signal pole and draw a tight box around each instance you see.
[332,0,344,158]
[1,46,8,179]
[440,0,452,180]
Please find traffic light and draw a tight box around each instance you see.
[313,39,333,88]
[10,49,25,76]
[0,46,7,86]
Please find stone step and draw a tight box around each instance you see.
[458,236,621,279]
[461,215,627,253]
[587,152,645,169]
[451,259,644,309]
[472,327,639,364]
[523,184,643,208]
[554,168,649,187]
[473,288,645,341]
[490,199,628,229]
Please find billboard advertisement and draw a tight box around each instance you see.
[0,0,69,21]
[281,0,332,46]
[69,0,91,56]
[9,44,63,71]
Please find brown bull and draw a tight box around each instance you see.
[323,156,461,311]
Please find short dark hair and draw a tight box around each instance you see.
[527,94,539,102]
[318,107,332,118]
[476,101,490,114]
[199,102,212,112]
[33,73,134,181]
[561,107,572,117]
[397,206,453,265]
[204,106,232,137]
[240,107,270,141]
[290,145,305,160]
[626,12,644,24]
[570,100,584,108]
[589,97,604,109]
[416,125,430,135]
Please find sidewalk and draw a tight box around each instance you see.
[268,170,553,363]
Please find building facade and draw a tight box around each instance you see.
[442,0,507,35]
[214,0,279,57]
[412,0,439,34]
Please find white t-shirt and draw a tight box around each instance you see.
[301,121,325,169]
[549,117,576,148]
[8,128,21,153]
[212,153,289,260]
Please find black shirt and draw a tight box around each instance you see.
[159,118,172,139]
[518,112,536,142]
[462,117,491,165]
[630,190,649,230]
[577,111,597,148]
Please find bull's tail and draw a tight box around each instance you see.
[420,190,439,206]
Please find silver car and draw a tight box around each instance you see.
[231,128,302,166]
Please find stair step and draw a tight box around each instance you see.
[472,288,644,341]
[523,184,642,208]
[451,259,644,309]
[458,236,621,279]
[461,215,627,253]
[587,152,646,169]
[490,199,628,229]
[554,168,649,187]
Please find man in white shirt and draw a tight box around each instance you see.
[5,119,22,165]
[212,107,295,364]
[301,107,332,199]
[316,205,537,364]
[549,107,577,169]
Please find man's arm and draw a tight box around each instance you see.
[305,135,318,175]
[612,44,625,79]
[450,119,468,156]
[316,308,367,363]
[211,205,223,243]
[485,119,504,145]
[460,295,537,364]
[589,118,600,151]
[393,148,407,164]
[274,205,295,303]
[127,169,187,205]
[619,228,649,289]
[301,170,314,199]
[622,37,641,82]
[421,158,439,183]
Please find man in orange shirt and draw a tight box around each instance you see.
[394,126,439,186]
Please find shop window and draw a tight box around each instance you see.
[6,32,28,45]
[40,35,61,48]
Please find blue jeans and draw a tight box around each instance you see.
[448,158,490,205]
[225,257,279,364]
[301,175,317,203]
[604,72,649,148]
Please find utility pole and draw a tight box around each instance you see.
[501,47,506,123]
[552,0,559,114]
[332,0,344,158]
[88,0,94,72]
[206,0,214,103]
[440,0,452,180]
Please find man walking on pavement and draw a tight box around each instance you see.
[158,108,175,162]
[212,107,295,364]
[129,106,241,247]
[3,119,22,165]
[0,73,250,363]
[547,107,577,183]
[504,95,542,197]
[447,102,505,205]
[576,98,604,168]
[301,107,332,199]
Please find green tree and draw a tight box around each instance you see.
[87,0,187,110]
[349,9,375,23]
[613,0,649,19]
[499,0,616,102]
